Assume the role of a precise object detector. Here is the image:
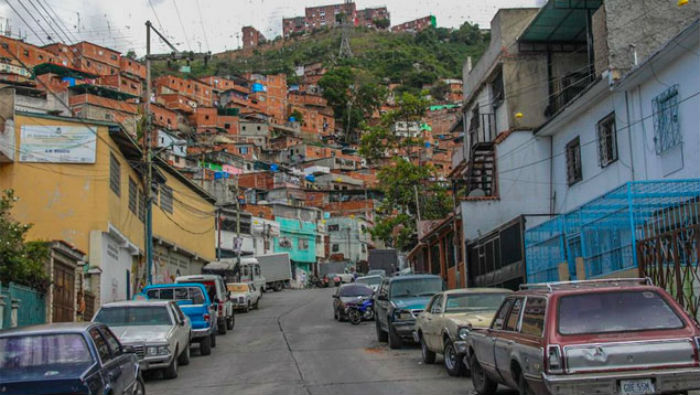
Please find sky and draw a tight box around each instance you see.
[0,0,546,55]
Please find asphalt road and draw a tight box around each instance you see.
[145,287,518,395]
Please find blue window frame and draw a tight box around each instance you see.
[652,84,680,154]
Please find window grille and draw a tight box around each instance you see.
[160,185,173,214]
[109,153,120,196]
[597,112,618,167]
[652,84,680,154]
[566,137,582,186]
[138,188,145,222]
[128,178,137,215]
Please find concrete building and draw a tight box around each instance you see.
[356,7,390,29]
[326,216,372,266]
[305,2,356,32]
[391,15,435,33]
[242,26,265,49]
[283,16,308,38]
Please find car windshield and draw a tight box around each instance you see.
[0,334,93,369]
[367,270,386,277]
[558,290,685,335]
[146,287,206,305]
[339,285,374,297]
[356,276,382,286]
[94,306,172,326]
[227,284,248,293]
[445,293,509,312]
[390,278,442,298]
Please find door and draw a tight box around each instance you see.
[101,326,137,393]
[52,261,75,322]
[476,297,514,374]
[494,296,524,386]
[170,303,189,349]
[518,297,546,383]
[89,327,125,395]
[417,295,437,347]
[425,294,444,351]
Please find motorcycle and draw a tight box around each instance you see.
[345,297,374,325]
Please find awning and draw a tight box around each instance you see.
[69,84,139,101]
[519,0,603,43]
[33,62,99,79]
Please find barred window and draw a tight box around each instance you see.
[138,188,145,222]
[109,153,120,196]
[160,185,173,214]
[652,85,680,154]
[298,238,309,250]
[566,137,582,186]
[128,178,137,215]
[597,112,618,167]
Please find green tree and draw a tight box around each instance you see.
[374,18,390,29]
[290,109,304,123]
[0,190,50,291]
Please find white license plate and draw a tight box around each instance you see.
[620,379,655,395]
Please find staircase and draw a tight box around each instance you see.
[464,142,496,197]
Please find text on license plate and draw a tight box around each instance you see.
[620,379,655,395]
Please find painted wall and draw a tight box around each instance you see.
[273,217,316,263]
[326,217,371,264]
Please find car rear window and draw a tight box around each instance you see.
[339,285,374,297]
[0,334,93,369]
[558,290,685,335]
[147,287,205,305]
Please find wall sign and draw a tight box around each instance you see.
[20,125,97,163]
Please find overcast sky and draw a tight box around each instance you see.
[0,0,545,55]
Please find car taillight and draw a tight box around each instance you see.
[218,304,223,313]
[545,344,564,374]
[204,313,210,321]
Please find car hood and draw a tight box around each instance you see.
[111,325,172,343]
[391,296,431,310]
[444,311,497,328]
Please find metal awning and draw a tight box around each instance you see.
[69,84,139,101]
[33,62,98,79]
[519,0,603,43]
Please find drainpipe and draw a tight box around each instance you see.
[549,136,555,214]
[624,90,636,181]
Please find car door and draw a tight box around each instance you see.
[475,297,514,376]
[425,294,444,351]
[417,295,437,344]
[517,297,547,384]
[170,302,189,349]
[90,327,127,395]
[494,296,524,387]
[374,280,389,329]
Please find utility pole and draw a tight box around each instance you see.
[234,174,242,281]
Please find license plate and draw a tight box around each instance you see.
[620,379,655,395]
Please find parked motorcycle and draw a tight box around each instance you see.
[345,297,374,325]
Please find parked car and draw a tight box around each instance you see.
[374,274,444,349]
[0,322,144,395]
[175,274,235,335]
[227,282,261,312]
[93,300,191,379]
[141,283,216,356]
[468,278,700,395]
[355,275,383,292]
[333,283,375,321]
[414,288,511,376]
[367,269,386,278]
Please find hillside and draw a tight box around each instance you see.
[151,22,488,90]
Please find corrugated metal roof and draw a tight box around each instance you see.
[519,0,602,43]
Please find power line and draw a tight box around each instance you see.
[172,0,193,52]
[26,0,66,43]
[194,0,210,52]
[4,0,46,44]
[147,0,167,36]
[36,0,78,42]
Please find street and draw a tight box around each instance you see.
[146,288,517,395]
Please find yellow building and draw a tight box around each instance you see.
[0,111,216,308]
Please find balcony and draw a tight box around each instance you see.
[467,112,496,149]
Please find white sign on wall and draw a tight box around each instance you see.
[20,125,97,163]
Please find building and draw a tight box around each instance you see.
[326,216,372,266]
[355,7,390,29]
[391,15,436,33]
[407,215,465,289]
[305,2,356,32]
[283,16,308,38]
[242,26,265,49]
[0,36,62,77]
[154,75,214,107]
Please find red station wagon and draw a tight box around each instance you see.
[467,278,700,395]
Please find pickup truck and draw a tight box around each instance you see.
[141,283,217,356]
[413,288,510,376]
[467,279,700,395]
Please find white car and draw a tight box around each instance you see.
[337,272,355,284]
[227,282,261,312]
[93,300,191,379]
[355,275,382,291]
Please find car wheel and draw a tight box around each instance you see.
[334,308,339,321]
[471,354,497,395]
[376,317,388,342]
[443,339,465,376]
[210,333,216,348]
[254,299,260,309]
[132,375,145,395]
[518,373,535,395]
[218,320,227,335]
[199,336,212,356]
[163,349,178,379]
[177,343,190,366]
[388,323,402,349]
[226,315,234,330]
[420,335,436,364]
[245,302,250,313]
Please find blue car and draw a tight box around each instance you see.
[0,322,144,395]
[140,283,217,355]
[374,274,444,349]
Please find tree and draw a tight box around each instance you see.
[374,18,390,30]
[0,190,50,291]
[125,50,137,60]
[430,80,449,102]
[290,109,304,123]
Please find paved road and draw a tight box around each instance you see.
[146,288,518,395]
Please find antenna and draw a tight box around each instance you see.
[338,0,353,58]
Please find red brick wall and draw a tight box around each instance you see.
[68,94,139,114]
[217,115,239,135]
[119,57,146,80]
[0,36,59,69]
[158,94,195,113]
[98,74,142,97]
[238,173,274,190]
[242,26,264,49]
[150,104,178,129]
[190,107,218,128]
[241,204,273,219]
[72,42,120,68]
[155,75,214,106]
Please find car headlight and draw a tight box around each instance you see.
[147,345,170,356]
[458,327,471,341]
[393,309,413,321]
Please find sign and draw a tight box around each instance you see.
[20,125,96,163]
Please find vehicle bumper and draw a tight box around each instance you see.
[391,321,417,340]
[543,367,700,395]
[139,354,173,370]
[453,340,468,355]
[191,327,213,339]
[233,301,249,309]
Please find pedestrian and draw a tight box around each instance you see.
[300,270,307,288]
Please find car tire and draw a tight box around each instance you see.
[245,302,250,313]
[254,299,260,309]
[210,333,216,348]
[218,320,227,335]
[163,349,178,379]
[334,308,339,321]
[471,354,497,395]
[420,335,436,364]
[376,317,388,342]
[275,282,283,292]
[443,339,466,376]
[199,336,212,356]
[388,323,402,349]
[132,375,146,395]
[226,315,234,330]
[178,343,190,366]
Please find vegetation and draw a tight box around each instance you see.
[0,190,50,291]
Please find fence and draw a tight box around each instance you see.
[0,282,46,329]
[525,179,700,282]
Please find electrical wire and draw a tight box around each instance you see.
[26,0,66,43]
[172,0,193,52]
[4,0,46,45]
[194,0,210,52]
[36,0,78,42]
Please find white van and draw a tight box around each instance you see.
[239,257,266,293]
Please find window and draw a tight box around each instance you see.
[128,178,137,214]
[521,297,546,337]
[504,297,524,331]
[89,328,111,363]
[160,185,173,214]
[23,49,29,57]
[109,153,120,196]
[566,137,582,185]
[491,298,514,330]
[100,328,122,355]
[298,238,309,250]
[239,147,248,154]
[597,112,618,167]
[110,54,118,61]
[224,123,231,129]
[328,224,340,232]
[332,244,339,252]
[490,70,504,109]
[652,84,680,154]
[430,295,443,314]
[138,189,145,222]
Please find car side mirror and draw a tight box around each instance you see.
[376,294,387,301]
[120,345,136,354]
